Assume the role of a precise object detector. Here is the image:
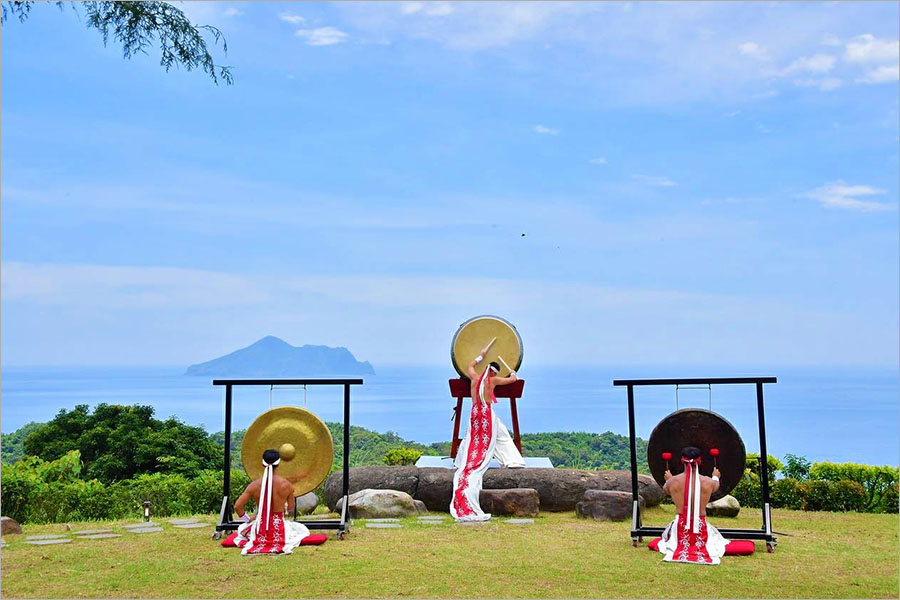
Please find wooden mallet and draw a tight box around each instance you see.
[662,452,673,471]
[496,355,513,375]
[710,448,720,469]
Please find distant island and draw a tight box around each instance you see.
[185,336,375,377]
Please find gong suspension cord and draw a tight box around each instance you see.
[675,384,712,411]
[269,384,309,409]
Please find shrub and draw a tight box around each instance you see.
[732,473,762,508]
[383,447,422,466]
[880,483,898,514]
[771,478,803,510]
[809,462,899,512]
[800,480,866,512]
[782,454,811,481]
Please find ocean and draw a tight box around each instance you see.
[1,364,897,466]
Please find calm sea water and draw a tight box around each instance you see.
[1,365,897,466]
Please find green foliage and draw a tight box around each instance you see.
[383,447,423,466]
[770,478,804,510]
[881,483,898,514]
[0,1,232,84]
[23,404,220,483]
[746,453,783,481]
[521,432,649,472]
[799,480,867,512]
[782,453,812,481]
[808,462,899,512]
[1,422,44,463]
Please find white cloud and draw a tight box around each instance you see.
[844,34,900,63]
[793,77,843,91]
[857,65,900,84]
[800,181,895,211]
[223,7,242,17]
[588,157,608,165]
[756,123,771,134]
[738,42,769,60]
[782,54,837,74]
[533,125,560,135]
[296,27,350,47]
[279,13,306,25]
[724,110,741,118]
[631,174,677,187]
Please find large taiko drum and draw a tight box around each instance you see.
[450,315,523,378]
[646,408,746,502]
[242,406,334,498]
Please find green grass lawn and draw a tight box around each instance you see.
[2,506,897,599]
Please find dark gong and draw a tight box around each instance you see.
[646,408,746,501]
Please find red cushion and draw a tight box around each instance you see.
[647,537,755,555]
[300,534,328,546]
[221,531,327,547]
[724,540,755,555]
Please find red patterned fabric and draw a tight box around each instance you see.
[450,368,496,520]
[237,511,288,554]
[222,530,327,548]
[671,513,714,563]
[649,536,754,556]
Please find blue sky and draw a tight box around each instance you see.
[1,1,898,368]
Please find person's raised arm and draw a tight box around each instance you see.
[284,481,296,513]
[710,467,721,493]
[466,338,496,379]
[491,369,518,387]
[662,469,673,494]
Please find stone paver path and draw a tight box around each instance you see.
[366,518,400,523]
[123,522,158,529]
[73,529,114,536]
[173,523,209,529]
[25,538,73,546]
[504,518,535,525]
[26,534,69,540]
[168,519,200,525]
[80,533,122,540]
[365,523,402,529]
[127,527,164,534]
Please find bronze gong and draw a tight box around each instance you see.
[450,315,523,378]
[646,408,746,501]
[242,406,334,498]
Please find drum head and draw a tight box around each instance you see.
[646,408,746,501]
[450,315,523,378]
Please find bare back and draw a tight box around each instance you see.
[663,473,719,516]
[235,473,296,517]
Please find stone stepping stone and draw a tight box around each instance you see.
[168,519,200,525]
[26,538,73,545]
[419,520,446,525]
[73,529,114,536]
[366,518,400,523]
[504,518,534,525]
[365,523,402,529]
[127,527,163,534]
[26,534,69,540]
[123,522,158,529]
[173,523,209,529]
[418,516,447,520]
[80,533,122,540]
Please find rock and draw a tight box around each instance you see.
[324,466,664,513]
[576,490,644,522]
[479,488,540,517]
[334,489,420,518]
[1,516,22,535]
[295,492,319,516]
[706,494,740,518]
[413,499,428,514]
[325,466,418,510]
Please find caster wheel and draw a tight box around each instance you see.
[637,536,644,543]
[337,531,346,541]
[766,543,776,553]
[632,540,639,548]
[212,531,222,540]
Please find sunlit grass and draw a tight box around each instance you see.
[1,507,897,598]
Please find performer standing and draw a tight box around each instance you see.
[657,446,727,565]
[233,449,311,555]
[450,342,526,522]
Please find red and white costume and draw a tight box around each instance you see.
[450,366,525,522]
[658,456,727,565]
[234,458,310,555]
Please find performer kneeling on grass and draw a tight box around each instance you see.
[658,446,727,565]
[450,343,526,522]
[233,449,310,555]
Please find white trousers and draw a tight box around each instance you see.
[455,409,525,469]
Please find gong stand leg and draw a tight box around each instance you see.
[341,383,351,537]
[222,384,233,525]
[510,398,522,453]
[450,395,464,460]
[626,384,642,535]
[756,382,774,543]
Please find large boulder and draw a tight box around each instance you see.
[295,492,319,516]
[334,488,419,519]
[575,489,643,522]
[325,466,418,510]
[480,488,539,517]
[1,516,22,535]
[706,494,740,518]
[325,466,664,513]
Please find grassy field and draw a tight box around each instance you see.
[1,505,897,599]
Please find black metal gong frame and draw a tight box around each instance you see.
[613,376,778,552]
[212,378,363,540]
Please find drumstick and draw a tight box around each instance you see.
[496,355,513,373]
[481,337,497,354]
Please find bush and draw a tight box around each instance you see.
[732,473,762,508]
[771,478,803,510]
[800,480,866,512]
[383,447,422,466]
[809,462,899,512]
[879,483,898,514]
